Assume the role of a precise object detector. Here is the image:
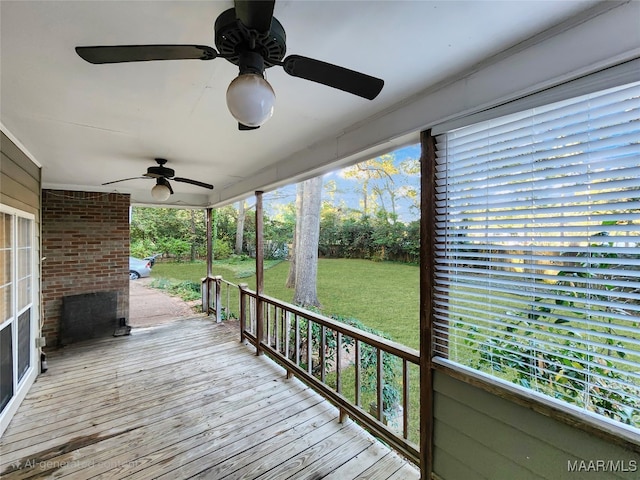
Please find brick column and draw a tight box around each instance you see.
[41,190,130,348]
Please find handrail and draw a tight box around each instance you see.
[238,284,420,465]
[201,275,239,322]
[259,292,419,364]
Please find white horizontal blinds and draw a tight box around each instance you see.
[434,81,640,427]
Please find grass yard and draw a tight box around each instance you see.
[151,258,420,349]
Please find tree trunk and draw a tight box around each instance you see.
[235,200,245,255]
[390,187,397,218]
[293,176,322,307]
[212,209,218,261]
[190,209,197,262]
[286,183,304,288]
[363,179,369,217]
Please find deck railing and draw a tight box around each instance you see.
[201,275,240,322]
[238,284,420,465]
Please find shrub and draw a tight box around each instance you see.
[214,240,232,260]
[131,238,156,259]
[291,311,402,417]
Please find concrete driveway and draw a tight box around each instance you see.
[129,277,202,328]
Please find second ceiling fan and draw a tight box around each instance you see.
[75,0,384,130]
[103,158,213,201]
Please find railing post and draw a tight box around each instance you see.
[204,207,213,317]
[209,277,215,315]
[206,207,213,277]
[420,128,437,478]
[239,283,248,344]
[339,408,348,424]
[201,277,208,314]
[202,276,214,315]
[256,294,263,355]
[255,190,264,356]
[214,275,223,323]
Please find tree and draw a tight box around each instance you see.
[216,204,239,247]
[130,207,207,260]
[290,176,323,307]
[235,200,246,255]
[286,183,303,288]
[190,210,197,262]
[398,157,421,214]
[342,154,398,217]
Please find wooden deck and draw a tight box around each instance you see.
[0,318,419,479]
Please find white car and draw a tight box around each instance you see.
[129,256,152,280]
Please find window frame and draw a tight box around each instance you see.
[0,205,35,418]
[426,75,640,450]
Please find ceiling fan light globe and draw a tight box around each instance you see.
[226,74,275,127]
[151,183,171,201]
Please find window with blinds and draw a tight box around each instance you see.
[434,81,640,428]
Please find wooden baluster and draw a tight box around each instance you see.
[214,275,222,323]
[336,332,342,394]
[377,348,383,421]
[285,311,291,359]
[265,304,271,347]
[275,306,279,349]
[295,314,300,367]
[355,340,361,407]
[239,284,247,344]
[320,325,326,382]
[251,297,256,337]
[280,308,285,353]
[307,319,313,375]
[403,359,409,439]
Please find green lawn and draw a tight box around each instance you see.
[151,258,420,349]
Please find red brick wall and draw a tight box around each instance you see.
[41,190,130,347]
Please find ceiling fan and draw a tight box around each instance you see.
[103,158,213,201]
[75,0,384,130]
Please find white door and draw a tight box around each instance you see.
[0,206,38,436]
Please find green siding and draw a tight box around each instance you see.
[433,372,640,480]
[1,132,41,215]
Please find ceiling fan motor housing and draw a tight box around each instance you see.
[214,8,286,69]
[147,158,175,178]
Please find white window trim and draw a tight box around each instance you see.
[0,204,38,438]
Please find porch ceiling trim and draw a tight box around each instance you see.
[0,122,42,169]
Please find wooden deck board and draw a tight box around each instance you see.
[0,318,419,479]
[6,348,259,438]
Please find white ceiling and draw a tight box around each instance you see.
[1,0,600,207]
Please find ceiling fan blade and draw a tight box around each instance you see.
[102,177,150,185]
[239,123,260,131]
[282,55,384,100]
[76,45,218,64]
[174,177,214,190]
[143,172,162,179]
[234,0,275,33]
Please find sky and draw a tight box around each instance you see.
[263,143,421,223]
